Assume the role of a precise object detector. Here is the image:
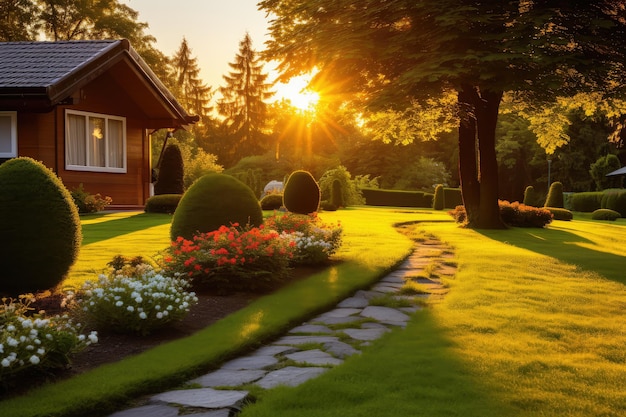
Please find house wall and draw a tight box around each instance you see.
[16,72,152,207]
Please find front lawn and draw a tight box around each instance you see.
[240,218,626,417]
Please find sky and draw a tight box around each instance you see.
[121,0,273,93]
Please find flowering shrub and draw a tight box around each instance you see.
[71,183,112,213]
[164,223,294,293]
[71,263,197,335]
[265,212,343,265]
[0,295,96,384]
[449,201,553,228]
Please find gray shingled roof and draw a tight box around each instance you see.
[0,40,119,88]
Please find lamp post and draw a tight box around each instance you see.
[547,158,552,187]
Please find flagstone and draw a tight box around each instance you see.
[151,388,248,409]
[256,366,328,389]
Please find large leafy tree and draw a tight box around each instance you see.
[260,0,626,228]
[0,0,40,41]
[217,32,274,167]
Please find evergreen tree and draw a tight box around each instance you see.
[217,32,274,167]
[171,38,213,122]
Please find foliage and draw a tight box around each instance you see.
[590,154,622,191]
[144,194,182,214]
[591,209,621,221]
[353,174,380,189]
[544,182,564,208]
[544,207,573,221]
[217,33,274,167]
[0,157,81,294]
[0,295,96,385]
[70,183,112,214]
[360,188,431,208]
[70,262,197,336]
[450,201,553,228]
[154,144,185,195]
[232,168,263,198]
[264,212,342,266]
[433,184,444,210]
[392,157,452,192]
[162,224,293,293]
[283,170,321,215]
[170,173,263,240]
[183,147,223,189]
[330,179,344,208]
[523,186,538,207]
[569,192,603,212]
[601,189,626,217]
[260,193,283,211]
[318,166,364,207]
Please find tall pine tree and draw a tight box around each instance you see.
[217,32,274,167]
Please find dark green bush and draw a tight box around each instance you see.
[318,165,364,206]
[144,194,182,214]
[0,157,81,294]
[170,173,263,240]
[70,183,112,213]
[260,193,283,210]
[569,192,603,212]
[361,188,429,207]
[545,207,573,221]
[449,201,553,228]
[154,144,184,195]
[591,208,621,221]
[330,179,345,208]
[523,185,544,207]
[283,170,321,214]
[590,154,622,190]
[433,184,444,210]
[601,189,626,217]
[443,187,463,208]
[544,181,564,208]
[319,200,338,211]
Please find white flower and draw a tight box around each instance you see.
[127,306,135,312]
[1,358,10,367]
[134,297,143,303]
[88,332,98,344]
[115,301,123,307]
[7,337,18,347]
[6,324,15,332]
[37,348,45,355]
[139,312,147,319]
[29,355,40,365]
[156,312,163,319]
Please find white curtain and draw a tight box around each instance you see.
[88,117,105,167]
[67,114,86,166]
[108,119,123,168]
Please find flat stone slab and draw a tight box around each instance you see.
[252,345,296,356]
[371,283,404,293]
[186,410,231,417]
[151,388,248,409]
[311,315,363,325]
[380,272,407,284]
[256,366,328,389]
[360,306,410,323]
[353,290,382,300]
[289,324,333,334]
[337,297,369,308]
[221,355,278,370]
[343,327,389,341]
[361,322,389,329]
[274,335,339,346]
[108,404,180,417]
[317,308,362,318]
[323,340,361,358]
[192,369,267,387]
[284,349,343,366]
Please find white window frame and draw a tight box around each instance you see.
[0,111,17,158]
[65,110,127,173]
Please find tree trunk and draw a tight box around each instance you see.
[457,85,506,229]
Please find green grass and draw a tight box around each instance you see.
[240,218,626,417]
[0,207,434,417]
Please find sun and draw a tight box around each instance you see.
[275,74,320,112]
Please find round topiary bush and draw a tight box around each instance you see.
[591,208,621,221]
[0,157,81,294]
[170,173,263,240]
[283,170,321,215]
[144,194,182,214]
[154,144,184,195]
[260,193,283,210]
[545,181,564,208]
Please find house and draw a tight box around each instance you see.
[0,39,197,208]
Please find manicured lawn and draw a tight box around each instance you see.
[0,207,438,417]
[240,217,626,417]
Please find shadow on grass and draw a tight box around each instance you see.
[81,213,172,245]
[478,226,626,284]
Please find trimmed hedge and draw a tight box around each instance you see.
[260,193,283,210]
[591,208,621,221]
[569,192,603,212]
[601,189,626,217]
[443,187,463,209]
[433,184,444,210]
[361,188,433,208]
[545,181,564,208]
[145,194,182,214]
[283,170,320,214]
[545,207,573,221]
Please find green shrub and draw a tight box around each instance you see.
[170,173,263,240]
[319,200,338,211]
[590,154,622,190]
[260,193,283,210]
[361,188,428,207]
[318,166,364,207]
[545,181,564,208]
[443,187,463,208]
[154,144,184,195]
[545,207,573,221]
[144,194,182,214]
[0,157,81,294]
[523,185,544,207]
[330,179,345,208]
[233,168,263,198]
[433,184,444,210]
[70,183,112,213]
[569,192,603,212]
[591,208,622,221]
[183,148,223,189]
[449,201,553,228]
[422,193,434,208]
[601,189,626,217]
[283,170,321,214]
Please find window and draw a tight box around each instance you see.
[0,111,17,158]
[65,110,126,173]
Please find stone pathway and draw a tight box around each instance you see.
[108,236,455,417]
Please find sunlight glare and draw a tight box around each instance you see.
[276,74,320,112]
